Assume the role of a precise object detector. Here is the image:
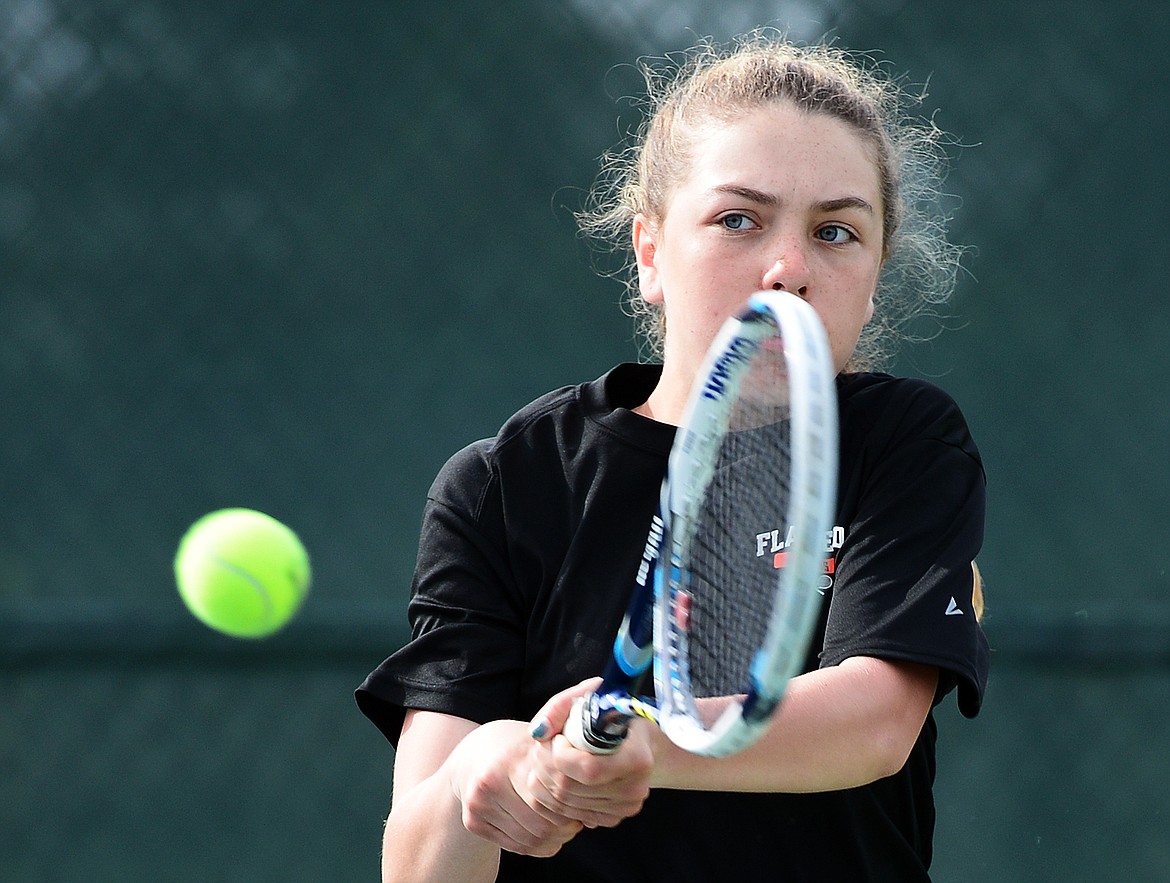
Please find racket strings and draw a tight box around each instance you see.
[685,418,793,701]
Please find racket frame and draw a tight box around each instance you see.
[563,291,837,757]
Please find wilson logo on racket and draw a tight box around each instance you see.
[701,335,757,400]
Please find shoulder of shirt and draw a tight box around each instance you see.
[839,371,966,423]
[427,364,664,509]
[838,371,980,464]
[427,385,579,503]
[485,362,664,456]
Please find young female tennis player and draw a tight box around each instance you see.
[358,32,989,882]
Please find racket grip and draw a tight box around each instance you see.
[564,694,625,754]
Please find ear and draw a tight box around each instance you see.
[632,213,664,305]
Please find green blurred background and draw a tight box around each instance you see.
[2,1,1166,880]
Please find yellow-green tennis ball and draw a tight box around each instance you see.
[174,508,311,639]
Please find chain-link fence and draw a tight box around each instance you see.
[3,1,1166,880]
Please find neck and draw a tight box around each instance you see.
[633,375,690,426]
[640,341,706,424]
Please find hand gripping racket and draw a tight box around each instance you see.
[562,291,838,757]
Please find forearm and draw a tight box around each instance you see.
[382,772,499,883]
[384,712,589,879]
[648,656,938,793]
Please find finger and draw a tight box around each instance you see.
[531,789,647,829]
[549,725,654,786]
[525,756,650,827]
[529,676,603,742]
[469,814,580,858]
[462,790,582,857]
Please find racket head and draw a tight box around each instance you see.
[653,290,838,757]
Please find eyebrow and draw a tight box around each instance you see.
[714,185,876,215]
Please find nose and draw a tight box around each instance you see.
[761,244,810,298]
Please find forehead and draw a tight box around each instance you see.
[679,102,882,202]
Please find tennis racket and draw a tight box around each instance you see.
[562,290,837,757]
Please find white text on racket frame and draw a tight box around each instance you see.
[701,335,757,401]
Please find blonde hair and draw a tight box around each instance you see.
[579,32,963,370]
[971,561,986,622]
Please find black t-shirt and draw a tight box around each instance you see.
[357,363,989,882]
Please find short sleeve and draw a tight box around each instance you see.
[355,441,527,746]
[822,379,989,718]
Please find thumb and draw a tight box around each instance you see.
[529,677,603,742]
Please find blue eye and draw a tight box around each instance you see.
[816,224,854,243]
[720,213,755,231]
